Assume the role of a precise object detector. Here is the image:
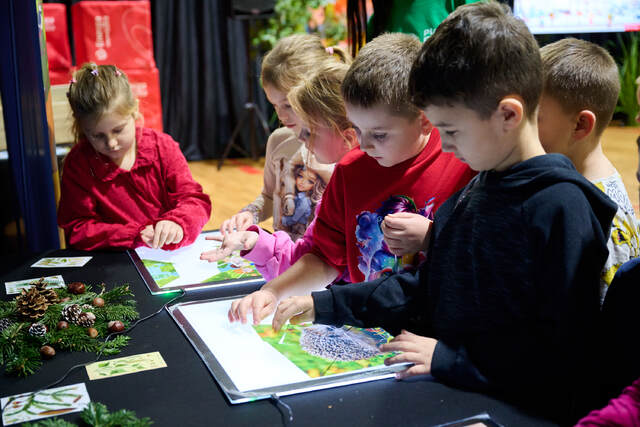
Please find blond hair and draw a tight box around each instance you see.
[67,63,137,143]
[289,60,355,153]
[261,33,350,93]
[541,38,620,136]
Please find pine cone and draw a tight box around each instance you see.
[76,312,96,327]
[16,287,50,320]
[81,304,92,311]
[33,278,59,305]
[0,318,14,332]
[28,322,47,337]
[61,304,82,323]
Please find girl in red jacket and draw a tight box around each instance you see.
[57,63,211,250]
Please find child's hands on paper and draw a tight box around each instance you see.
[271,296,315,332]
[380,330,437,379]
[151,220,184,249]
[382,213,432,255]
[200,231,259,262]
[140,221,184,249]
[228,289,278,325]
[220,211,254,236]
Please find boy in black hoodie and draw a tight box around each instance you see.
[270,2,617,423]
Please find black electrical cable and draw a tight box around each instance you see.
[1,289,186,414]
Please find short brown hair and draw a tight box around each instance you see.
[261,33,350,93]
[341,33,422,118]
[67,63,137,143]
[541,38,620,136]
[410,2,542,119]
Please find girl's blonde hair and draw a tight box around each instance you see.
[289,60,354,151]
[261,33,350,93]
[67,63,137,143]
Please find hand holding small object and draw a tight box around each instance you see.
[382,213,432,255]
[228,289,278,325]
[220,211,254,236]
[201,231,259,262]
[271,295,315,332]
[152,220,184,248]
[380,329,437,379]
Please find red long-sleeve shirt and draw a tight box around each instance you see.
[311,128,475,283]
[57,127,211,250]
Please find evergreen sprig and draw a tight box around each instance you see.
[21,402,152,427]
[0,284,138,376]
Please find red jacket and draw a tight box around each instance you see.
[58,127,211,250]
[311,128,475,283]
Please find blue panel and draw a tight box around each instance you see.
[0,0,60,252]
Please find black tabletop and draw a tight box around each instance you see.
[0,250,559,427]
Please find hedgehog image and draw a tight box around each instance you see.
[299,325,381,361]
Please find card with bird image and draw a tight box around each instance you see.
[1,382,90,426]
[85,351,167,380]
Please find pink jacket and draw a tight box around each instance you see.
[241,202,349,282]
[575,377,640,426]
[241,204,319,281]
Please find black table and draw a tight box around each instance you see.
[0,250,559,426]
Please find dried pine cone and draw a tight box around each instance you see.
[0,318,14,332]
[81,304,93,311]
[76,312,96,327]
[33,278,59,305]
[61,304,82,323]
[16,288,49,320]
[28,322,47,337]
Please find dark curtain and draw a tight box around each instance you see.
[151,0,273,160]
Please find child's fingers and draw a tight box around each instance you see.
[205,234,224,242]
[395,364,428,380]
[200,249,224,262]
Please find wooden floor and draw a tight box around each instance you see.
[190,126,640,232]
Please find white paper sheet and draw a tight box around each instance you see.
[135,232,227,287]
[178,299,309,391]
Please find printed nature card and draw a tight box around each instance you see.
[85,351,167,380]
[1,383,90,426]
[254,324,392,378]
[4,275,66,295]
[31,257,92,268]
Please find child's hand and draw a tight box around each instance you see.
[271,296,315,332]
[228,289,278,325]
[221,211,254,236]
[152,220,184,249]
[380,330,437,379]
[200,231,259,262]
[140,225,155,247]
[382,213,432,255]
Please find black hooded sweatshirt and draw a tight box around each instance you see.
[313,154,617,424]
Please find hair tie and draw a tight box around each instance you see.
[69,77,77,84]
[90,69,99,76]
[115,69,122,77]
[325,46,334,55]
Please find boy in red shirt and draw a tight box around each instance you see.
[229,33,474,324]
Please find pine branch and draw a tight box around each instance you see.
[22,419,76,427]
[0,299,16,318]
[81,402,153,426]
[95,305,139,322]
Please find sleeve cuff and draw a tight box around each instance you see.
[240,225,271,260]
[312,289,340,326]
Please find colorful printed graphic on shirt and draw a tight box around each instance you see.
[356,195,434,281]
[280,163,325,240]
